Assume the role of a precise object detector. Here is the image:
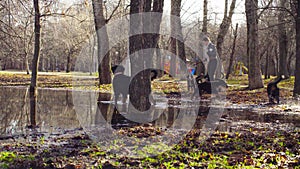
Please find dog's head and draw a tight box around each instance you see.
[111,65,125,75]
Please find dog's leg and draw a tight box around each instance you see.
[121,94,127,104]
[115,93,120,105]
[149,93,156,105]
[276,95,280,104]
[269,95,274,104]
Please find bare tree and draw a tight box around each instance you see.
[202,0,208,33]
[216,0,236,59]
[226,23,238,79]
[29,0,41,127]
[293,0,300,97]
[194,0,208,77]
[278,0,289,77]
[169,0,183,75]
[92,0,111,85]
[129,0,164,111]
[245,0,264,89]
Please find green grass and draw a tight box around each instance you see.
[227,75,295,89]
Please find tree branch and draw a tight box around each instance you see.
[258,19,294,31]
[106,0,122,23]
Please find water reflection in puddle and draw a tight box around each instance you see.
[0,86,80,137]
[0,86,299,139]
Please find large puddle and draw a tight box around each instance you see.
[0,86,299,139]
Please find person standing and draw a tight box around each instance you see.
[203,37,217,81]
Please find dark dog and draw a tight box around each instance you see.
[111,65,131,104]
[192,78,227,98]
[267,75,284,104]
[111,65,158,105]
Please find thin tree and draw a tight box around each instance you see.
[92,0,111,85]
[226,23,238,79]
[202,0,208,33]
[245,0,264,89]
[214,0,236,79]
[194,0,208,76]
[169,0,182,76]
[175,0,186,74]
[29,0,41,127]
[278,0,289,77]
[216,0,236,59]
[293,0,300,97]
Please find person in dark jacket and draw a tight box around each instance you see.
[203,37,217,81]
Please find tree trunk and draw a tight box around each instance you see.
[66,51,71,73]
[215,0,236,79]
[155,43,162,69]
[202,0,208,33]
[216,0,236,59]
[175,2,186,74]
[293,0,300,97]
[129,0,164,111]
[169,0,185,75]
[245,0,264,89]
[169,0,180,76]
[129,0,150,111]
[30,0,41,127]
[25,53,30,74]
[193,1,208,77]
[278,0,289,77]
[92,0,111,85]
[226,23,238,79]
[264,45,273,79]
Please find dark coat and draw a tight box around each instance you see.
[207,43,217,59]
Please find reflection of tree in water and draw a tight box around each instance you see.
[0,87,80,136]
[96,95,200,131]
[0,87,29,135]
[36,89,78,128]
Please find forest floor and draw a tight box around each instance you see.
[0,70,299,169]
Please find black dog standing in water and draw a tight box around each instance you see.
[195,79,227,96]
[111,65,130,104]
[267,75,284,104]
[111,65,158,105]
[191,73,227,98]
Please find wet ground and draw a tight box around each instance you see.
[0,86,299,140]
[0,86,300,168]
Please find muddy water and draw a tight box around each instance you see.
[0,86,80,137]
[0,86,299,138]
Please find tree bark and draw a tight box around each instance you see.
[202,0,208,33]
[215,0,236,79]
[92,0,111,85]
[264,45,273,79]
[293,0,300,97]
[169,0,179,76]
[29,0,41,127]
[216,0,236,59]
[176,13,186,74]
[245,0,264,89]
[226,23,238,79]
[66,51,71,73]
[194,0,208,76]
[129,0,164,111]
[278,0,289,77]
[169,0,185,75]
